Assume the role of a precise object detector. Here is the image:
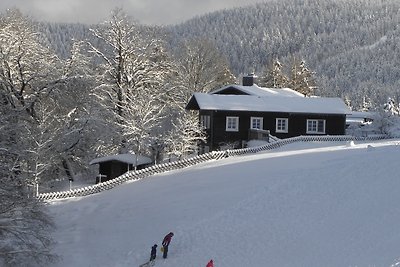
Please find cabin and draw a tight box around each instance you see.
[89,153,152,183]
[186,75,351,152]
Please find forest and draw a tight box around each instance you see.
[42,0,400,110]
[1,0,400,265]
[169,0,400,109]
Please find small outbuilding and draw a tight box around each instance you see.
[346,111,374,128]
[89,153,152,183]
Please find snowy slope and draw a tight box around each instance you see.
[48,139,400,267]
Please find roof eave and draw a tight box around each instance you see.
[185,95,200,110]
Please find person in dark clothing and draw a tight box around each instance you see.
[150,244,157,262]
[161,232,174,259]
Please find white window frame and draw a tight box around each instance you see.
[250,117,263,130]
[200,115,211,129]
[306,119,326,134]
[226,116,239,132]
[276,118,289,133]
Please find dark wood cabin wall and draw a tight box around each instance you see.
[200,110,346,150]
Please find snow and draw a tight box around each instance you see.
[189,93,351,114]
[48,138,400,267]
[210,84,305,97]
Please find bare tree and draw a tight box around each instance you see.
[1,9,97,187]
[175,37,235,96]
[0,9,63,121]
[0,10,59,265]
[88,9,175,156]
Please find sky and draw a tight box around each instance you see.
[0,0,265,25]
[47,138,400,267]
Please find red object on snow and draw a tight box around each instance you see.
[206,259,214,267]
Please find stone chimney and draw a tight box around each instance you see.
[242,74,256,86]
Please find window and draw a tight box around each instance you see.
[250,117,263,130]
[276,118,288,133]
[307,119,326,134]
[200,115,210,129]
[226,116,239,131]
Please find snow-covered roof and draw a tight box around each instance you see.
[210,84,305,97]
[347,111,375,119]
[187,93,351,115]
[89,154,152,166]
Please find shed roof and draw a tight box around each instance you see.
[89,154,152,166]
[186,93,351,115]
[347,111,375,119]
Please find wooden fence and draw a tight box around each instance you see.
[37,134,387,201]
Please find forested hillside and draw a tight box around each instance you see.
[168,0,400,108]
[40,0,400,110]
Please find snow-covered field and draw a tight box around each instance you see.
[48,139,400,267]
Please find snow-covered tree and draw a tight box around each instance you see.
[56,40,103,180]
[0,10,58,187]
[88,9,176,156]
[289,58,317,96]
[369,97,400,136]
[0,11,66,265]
[0,173,56,266]
[360,96,373,112]
[164,111,206,160]
[175,37,235,96]
[344,95,353,110]
[259,59,289,88]
[1,9,98,186]
[160,37,234,158]
[0,9,64,121]
[383,97,399,115]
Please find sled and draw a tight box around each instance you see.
[139,260,155,267]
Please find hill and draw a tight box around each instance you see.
[39,0,400,110]
[48,139,400,267]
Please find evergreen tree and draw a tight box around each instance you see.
[259,59,289,88]
[289,58,317,96]
[360,96,373,112]
[383,97,399,116]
